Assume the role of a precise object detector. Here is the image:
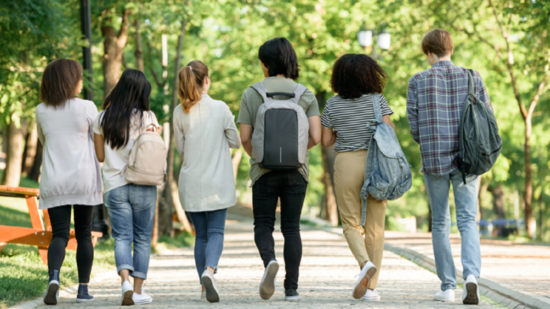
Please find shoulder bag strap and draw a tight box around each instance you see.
[370,93,383,126]
[467,69,477,104]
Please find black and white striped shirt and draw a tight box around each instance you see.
[321,94,393,153]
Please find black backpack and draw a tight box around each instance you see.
[455,70,502,183]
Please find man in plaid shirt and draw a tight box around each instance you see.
[407,29,492,305]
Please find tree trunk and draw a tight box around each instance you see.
[488,184,506,219]
[477,178,489,221]
[321,146,338,226]
[151,190,159,249]
[134,19,144,72]
[232,148,243,181]
[315,91,338,226]
[2,116,25,187]
[21,121,38,177]
[101,9,131,98]
[161,10,192,234]
[29,139,43,182]
[523,118,536,236]
[539,191,543,240]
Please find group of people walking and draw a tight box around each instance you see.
[36,29,489,306]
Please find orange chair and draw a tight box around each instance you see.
[0,186,103,264]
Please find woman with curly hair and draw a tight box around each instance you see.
[321,54,395,302]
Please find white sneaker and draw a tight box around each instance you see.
[352,261,377,299]
[201,291,206,300]
[259,260,279,300]
[435,289,456,302]
[121,281,134,306]
[132,291,153,305]
[462,275,480,305]
[362,289,381,301]
[201,270,220,303]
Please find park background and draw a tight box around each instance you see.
[1,0,550,306]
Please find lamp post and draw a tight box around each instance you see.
[357,24,391,58]
[80,0,93,100]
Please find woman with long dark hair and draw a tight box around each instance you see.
[93,69,160,306]
[37,58,102,305]
[321,54,395,302]
[174,60,241,303]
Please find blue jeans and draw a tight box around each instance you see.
[424,170,481,291]
[188,208,228,284]
[105,184,157,279]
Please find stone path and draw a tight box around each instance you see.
[384,231,550,307]
[32,218,496,308]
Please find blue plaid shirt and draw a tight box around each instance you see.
[407,61,492,175]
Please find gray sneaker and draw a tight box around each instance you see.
[259,260,279,300]
[43,270,60,305]
[43,280,60,305]
[201,270,220,303]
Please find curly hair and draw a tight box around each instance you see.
[330,54,387,99]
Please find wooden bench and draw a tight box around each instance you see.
[0,186,103,264]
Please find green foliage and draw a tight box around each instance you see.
[0,0,81,124]
[2,0,550,238]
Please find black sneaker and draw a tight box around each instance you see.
[43,270,60,305]
[77,284,94,303]
[285,289,301,302]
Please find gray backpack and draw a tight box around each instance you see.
[455,70,502,183]
[360,94,412,225]
[250,82,309,170]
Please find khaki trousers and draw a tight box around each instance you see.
[334,150,387,289]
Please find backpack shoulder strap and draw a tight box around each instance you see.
[371,93,383,124]
[250,82,270,103]
[292,84,308,104]
[467,69,478,104]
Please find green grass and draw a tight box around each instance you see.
[0,239,116,309]
[0,175,193,308]
[155,231,195,252]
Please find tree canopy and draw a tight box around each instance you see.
[1,0,549,240]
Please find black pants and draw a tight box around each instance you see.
[252,170,307,290]
[48,205,94,283]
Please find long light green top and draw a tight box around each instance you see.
[174,95,241,212]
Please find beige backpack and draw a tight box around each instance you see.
[126,123,167,186]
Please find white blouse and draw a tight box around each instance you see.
[93,110,159,193]
[173,94,241,212]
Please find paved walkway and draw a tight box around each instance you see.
[31,218,495,308]
[384,231,550,307]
